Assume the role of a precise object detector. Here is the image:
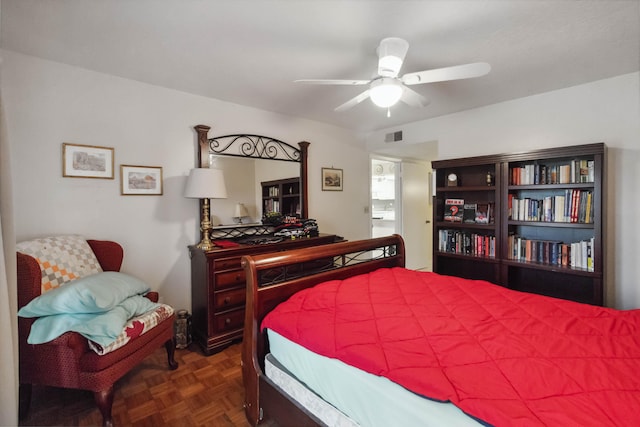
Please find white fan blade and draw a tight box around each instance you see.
[377,37,409,78]
[402,62,491,85]
[334,90,371,112]
[295,79,369,86]
[400,86,430,108]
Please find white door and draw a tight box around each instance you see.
[401,161,432,271]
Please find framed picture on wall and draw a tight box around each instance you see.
[321,167,343,191]
[62,143,114,179]
[120,165,163,195]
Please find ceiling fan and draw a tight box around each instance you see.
[295,37,490,116]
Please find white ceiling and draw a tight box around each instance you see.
[2,0,639,133]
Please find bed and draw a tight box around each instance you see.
[241,234,640,426]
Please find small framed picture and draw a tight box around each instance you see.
[322,167,343,191]
[120,165,163,195]
[62,143,114,179]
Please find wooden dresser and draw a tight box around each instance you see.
[189,233,342,355]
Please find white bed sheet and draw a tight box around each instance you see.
[267,329,484,427]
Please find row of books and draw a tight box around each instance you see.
[263,199,280,214]
[444,199,495,224]
[437,229,496,258]
[507,235,595,271]
[508,190,593,223]
[510,159,594,185]
[265,186,279,197]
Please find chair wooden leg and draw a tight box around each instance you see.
[18,383,32,420]
[165,338,178,370]
[94,387,114,427]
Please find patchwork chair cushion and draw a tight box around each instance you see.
[16,235,103,293]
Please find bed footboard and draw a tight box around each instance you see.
[241,234,405,426]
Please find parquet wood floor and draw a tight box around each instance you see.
[19,342,256,427]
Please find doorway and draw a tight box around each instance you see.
[371,158,400,238]
[370,141,437,271]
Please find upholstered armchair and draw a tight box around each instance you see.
[17,237,178,427]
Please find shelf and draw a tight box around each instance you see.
[435,251,499,263]
[508,183,594,191]
[508,220,594,229]
[502,259,600,277]
[261,177,301,217]
[437,186,496,192]
[435,221,496,230]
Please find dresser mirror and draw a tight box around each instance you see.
[195,125,309,226]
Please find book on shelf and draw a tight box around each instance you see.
[585,192,592,223]
[463,203,477,223]
[509,191,591,223]
[444,199,464,222]
[510,159,595,185]
[475,203,490,224]
[587,160,595,182]
[559,164,571,184]
[507,193,515,219]
[509,235,595,270]
[561,244,569,266]
[550,165,557,184]
[438,229,495,257]
[570,189,580,223]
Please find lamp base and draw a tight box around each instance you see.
[195,238,218,251]
[196,198,218,251]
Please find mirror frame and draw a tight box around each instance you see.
[195,125,309,219]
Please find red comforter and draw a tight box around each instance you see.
[262,267,640,426]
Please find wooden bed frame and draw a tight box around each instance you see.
[241,234,406,426]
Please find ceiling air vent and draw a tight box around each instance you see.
[384,130,403,143]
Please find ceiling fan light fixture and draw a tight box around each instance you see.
[370,78,403,108]
[296,36,488,113]
[377,37,409,77]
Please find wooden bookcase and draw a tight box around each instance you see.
[432,143,606,305]
[432,156,502,284]
[261,177,301,217]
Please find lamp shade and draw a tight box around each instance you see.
[184,168,228,199]
[234,203,249,218]
[370,78,403,108]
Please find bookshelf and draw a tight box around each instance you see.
[432,157,502,284]
[261,177,301,217]
[432,143,606,305]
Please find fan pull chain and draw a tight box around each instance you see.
[387,107,391,118]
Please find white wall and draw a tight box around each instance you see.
[5,50,636,311]
[367,72,640,309]
[2,50,370,311]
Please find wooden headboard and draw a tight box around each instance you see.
[240,234,406,426]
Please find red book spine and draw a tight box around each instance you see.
[571,190,580,223]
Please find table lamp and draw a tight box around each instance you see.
[184,168,227,250]
[233,203,250,224]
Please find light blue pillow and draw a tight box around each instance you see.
[27,295,159,346]
[18,271,151,317]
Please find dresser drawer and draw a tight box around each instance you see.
[214,288,245,310]
[213,256,242,270]
[214,269,245,289]
[213,308,244,333]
